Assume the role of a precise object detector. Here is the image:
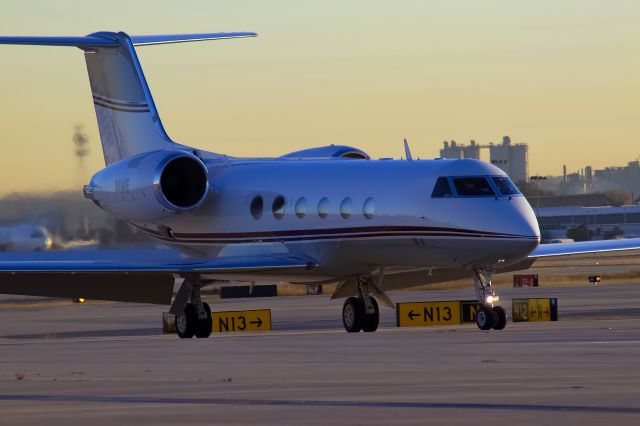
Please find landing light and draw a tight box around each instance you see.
[485,295,498,305]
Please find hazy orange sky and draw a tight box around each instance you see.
[0,0,638,194]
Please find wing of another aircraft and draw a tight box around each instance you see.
[528,238,640,258]
[0,249,318,304]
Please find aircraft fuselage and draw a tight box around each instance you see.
[130,156,540,281]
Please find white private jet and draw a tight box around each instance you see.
[1,31,639,338]
[0,224,53,252]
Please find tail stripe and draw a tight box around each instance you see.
[93,101,151,113]
[92,94,148,108]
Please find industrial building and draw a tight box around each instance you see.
[439,136,528,182]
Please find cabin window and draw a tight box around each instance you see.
[295,197,307,218]
[452,177,495,197]
[492,176,521,196]
[431,177,453,198]
[272,195,285,220]
[317,197,330,219]
[363,197,375,219]
[250,195,263,219]
[340,198,352,219]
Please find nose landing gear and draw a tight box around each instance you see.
[474,267,507,331]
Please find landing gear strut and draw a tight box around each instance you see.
[171,274,213,339]
[341,276,380,333]
[474,267,507,331]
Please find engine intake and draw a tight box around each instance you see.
[157,155,208,210]
[85,150,209,222]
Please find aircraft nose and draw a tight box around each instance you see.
[522,208,540,239]
[509,198,541,256]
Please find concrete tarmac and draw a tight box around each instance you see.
[1,284,640,425]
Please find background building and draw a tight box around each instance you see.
[439,136,528,182]
[536,205,640,241]
[440,140,482,160]
[489,136,528,183]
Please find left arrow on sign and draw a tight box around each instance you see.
[408,310,420,320]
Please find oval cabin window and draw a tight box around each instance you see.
[363,197,375,219]
[340,197,352,219]
[272,195,285,220]
[250,195,263,220]
[317,197,330,219]
[295,197,307,218]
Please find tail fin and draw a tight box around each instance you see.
[0,31,256,165]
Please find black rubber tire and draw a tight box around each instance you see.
[342,297,364,332]
[362,298,380,332]
[492,306,507,330]
[195,302,213,338]
[176,303,197,338]
[476,306,495,331]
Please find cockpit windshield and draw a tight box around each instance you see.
[452,177,495,196]
[431,177,453,198]
[432,176,522,198]
[491,176,521,196]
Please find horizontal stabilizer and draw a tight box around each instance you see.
[129,32,257,46]
[0,35,116,47]
[0,32,257,48]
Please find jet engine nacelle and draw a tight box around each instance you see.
[84,150,209,222]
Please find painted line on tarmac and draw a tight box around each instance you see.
[0,394,639,414]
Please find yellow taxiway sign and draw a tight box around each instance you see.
[396,301,461,327]
[212,309,272,332]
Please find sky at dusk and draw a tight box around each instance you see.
[0,0,638,194]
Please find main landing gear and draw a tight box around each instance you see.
[474,267,507,331]
[171,274,213,339]
[342,296,379,332]
[340,275,387,333]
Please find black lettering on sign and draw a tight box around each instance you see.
[219,317,229,332]
[423,305,453,323]
[424,307,434,322]
[238,316,247,331]
[443,306,452,321]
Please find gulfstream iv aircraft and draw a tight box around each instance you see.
[1,32,640,338]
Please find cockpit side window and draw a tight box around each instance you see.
[431,177,453,198]
[452,177,495,196]
[491,176,521,196]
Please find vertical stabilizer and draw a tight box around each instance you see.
[0,31,257,165]
[84,32,173,165]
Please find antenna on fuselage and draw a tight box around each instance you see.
[403,138,413,161]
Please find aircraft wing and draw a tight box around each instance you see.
[528,238,640,258]
[0,249,317,304]
[0,248,317,273]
